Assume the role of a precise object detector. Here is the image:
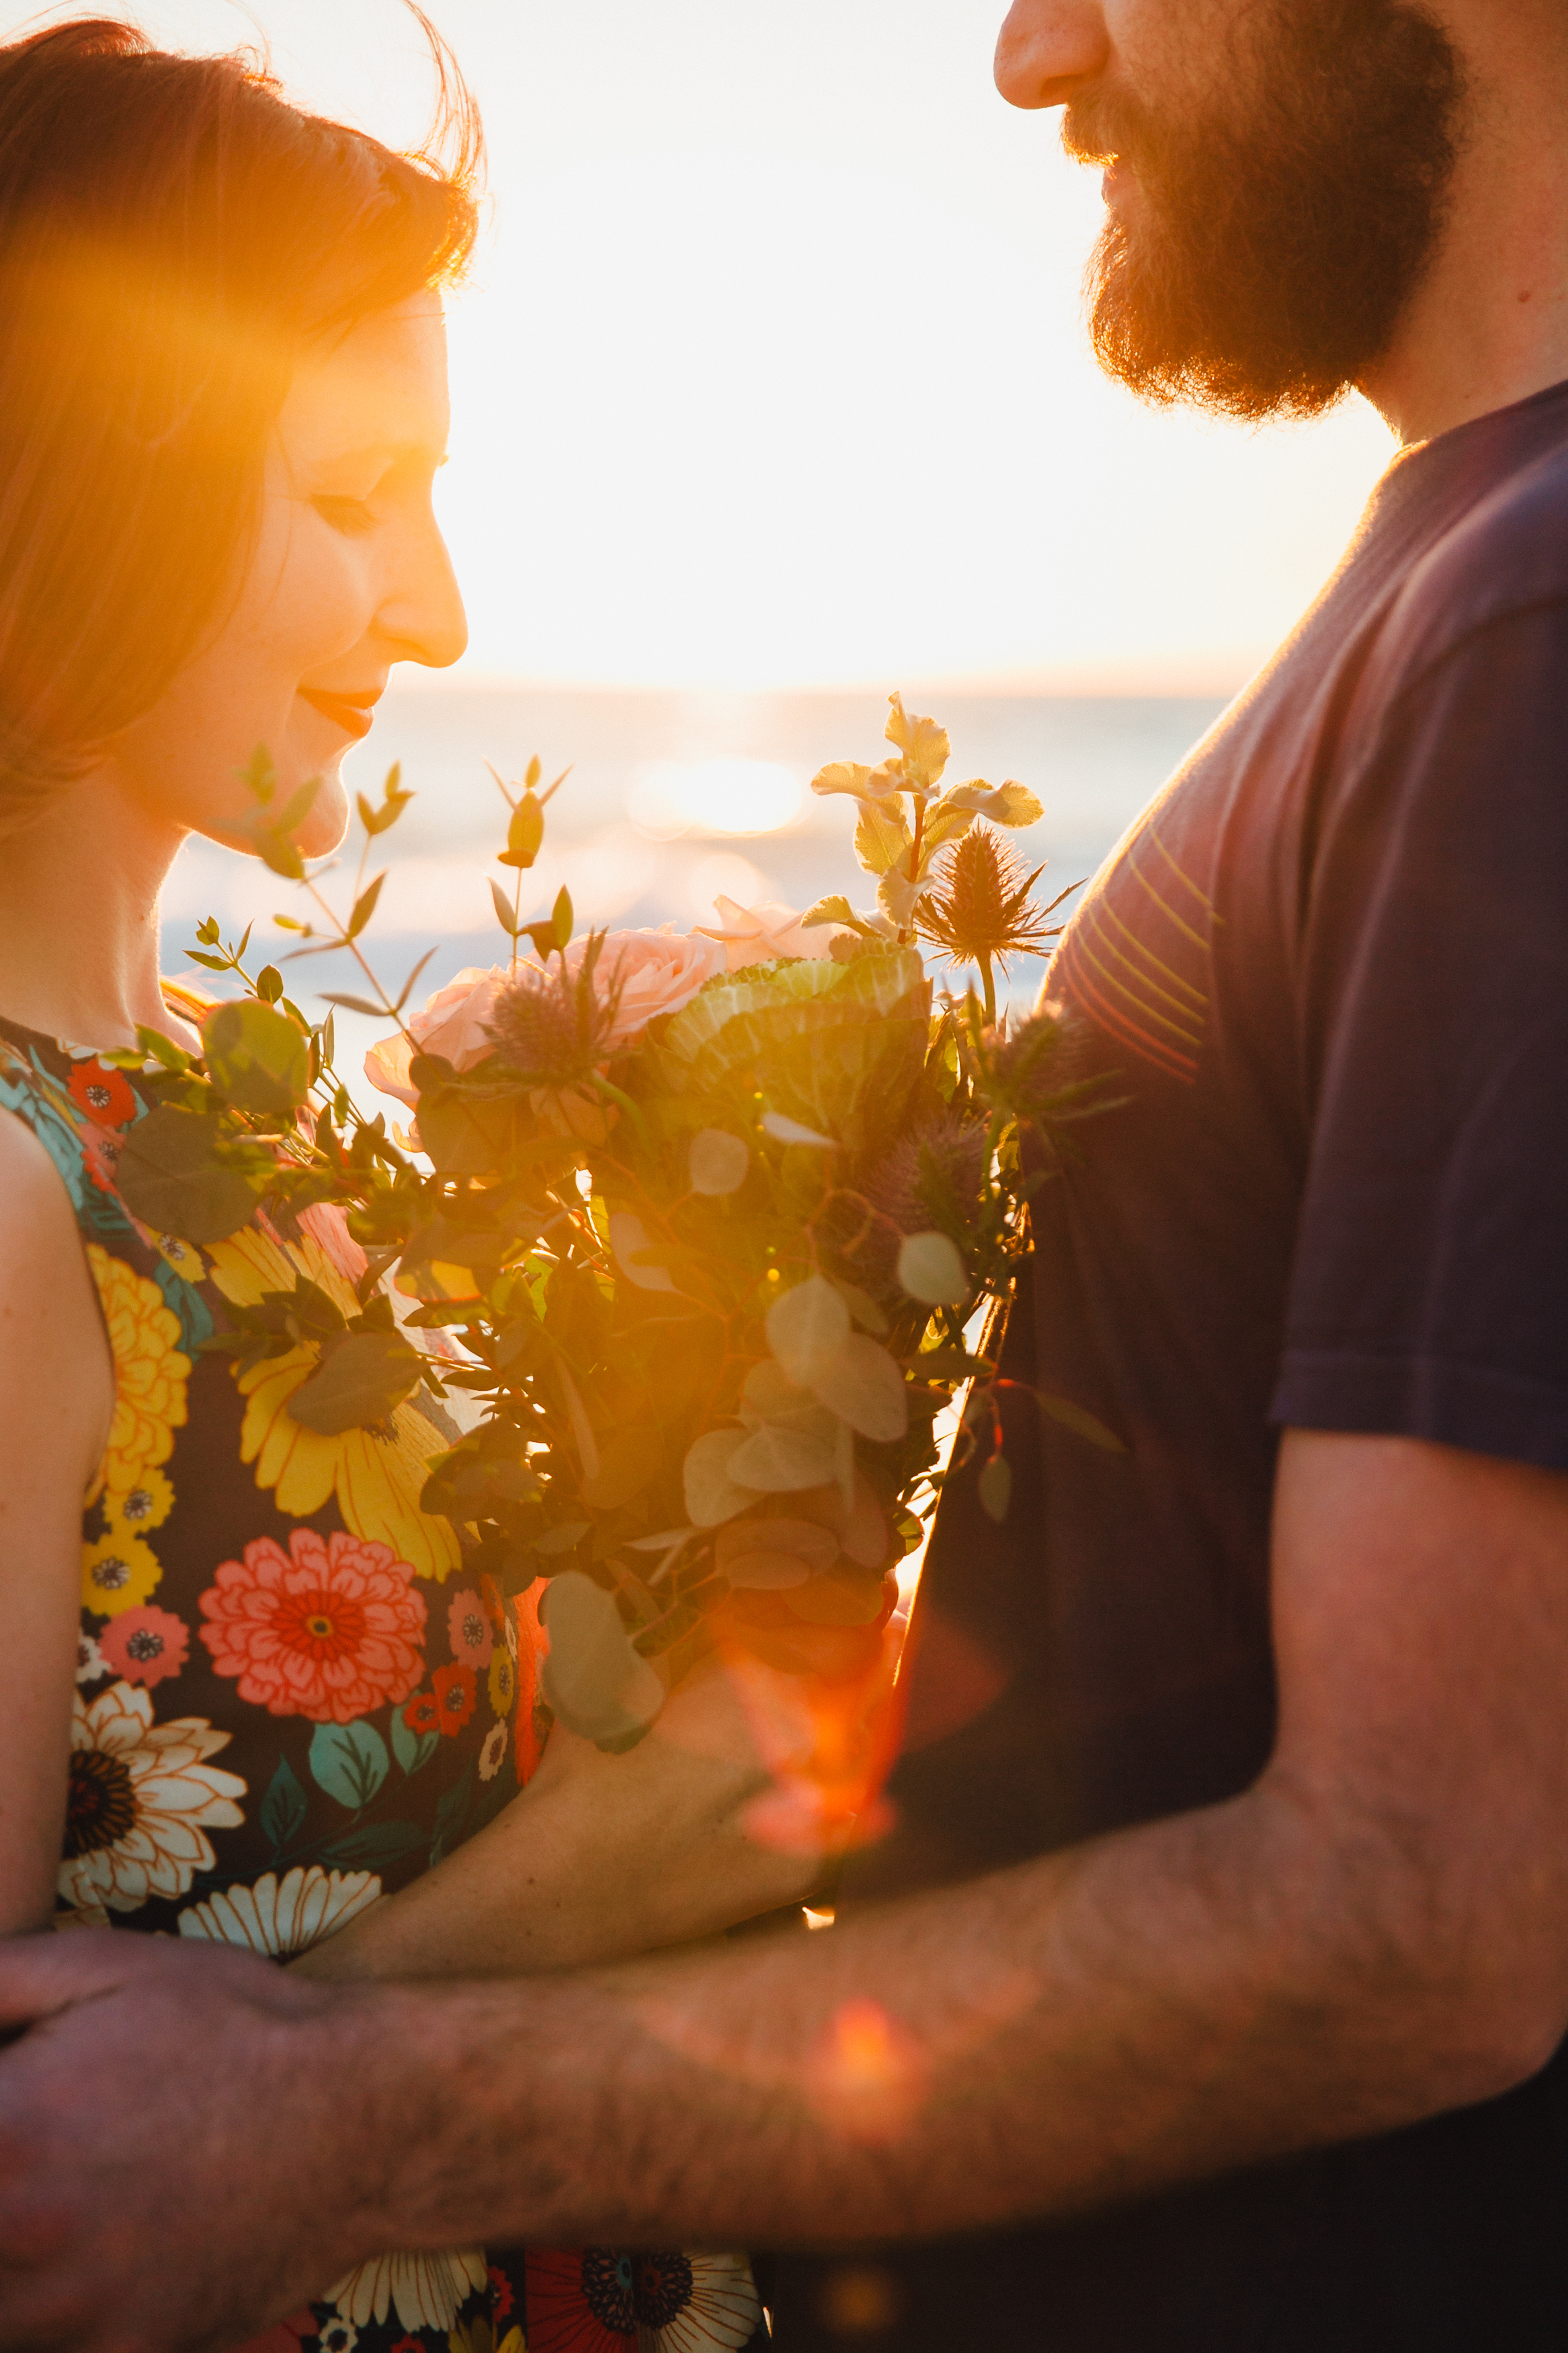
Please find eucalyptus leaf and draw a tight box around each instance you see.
[347,872,387,940]
[489,876,522,936]
[767,1275,850,1387]
[116,1107,257,1244]
[728,1418,840,1492]
[540,1571,665,1748]
[898,1230,970,1307]
[579,1426,663,1512]
[979,1453,1014,1523]
[288,1331,423,1435]
[805,1334,908,1443]
[683,1429,757,1527]
[688,1128,749,1197]
[202,999,309,1117]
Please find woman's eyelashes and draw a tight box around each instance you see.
[310,492,379,536]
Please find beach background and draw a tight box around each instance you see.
[163,686,1227,1075]
[64,0,1397,1075]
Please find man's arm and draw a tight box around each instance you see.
[3,1429,1567,2348]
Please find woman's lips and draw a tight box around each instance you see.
[298,687,380,743]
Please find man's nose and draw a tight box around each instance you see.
[382,516,468,672]
[995,0,1110,109]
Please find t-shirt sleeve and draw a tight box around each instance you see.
[1272,596,1568,1472]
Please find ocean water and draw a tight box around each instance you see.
[163,688,1228,1060]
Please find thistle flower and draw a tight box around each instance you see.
[485,936,621,1088]
[975,1003,1107,1138]
[862,1111,989,1244]
[917,824,1067,1025]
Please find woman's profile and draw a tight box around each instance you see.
[0,16,801,2348]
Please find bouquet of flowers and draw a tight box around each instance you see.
[113,696,1110,1844]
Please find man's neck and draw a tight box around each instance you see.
[1360,3,1568,447]
[0,768,192,1051]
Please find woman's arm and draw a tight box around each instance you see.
[0,1116,114,1934]
[293,1657,824,1981]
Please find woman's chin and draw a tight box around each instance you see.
[296,775,351,858]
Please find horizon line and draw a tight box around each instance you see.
[392,657,1262,701]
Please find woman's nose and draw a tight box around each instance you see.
[995,0,1110,109]
[382,513,468,672]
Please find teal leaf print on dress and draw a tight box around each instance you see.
[390,1707,440,1780]
[260,1755,309,1855]
[431,1757,477,1869]
[0,1062,90,1214]
[319,1819,425,1872]
[309,1720,390,1812]
[154,1257,214,1355]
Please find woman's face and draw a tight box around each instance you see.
[110,293,467,859]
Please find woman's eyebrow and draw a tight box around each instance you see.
[314,438,449,473]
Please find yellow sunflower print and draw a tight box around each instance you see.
[81,1529,163,1618]
[208,1224,460,1582]
[104,1464,175,1536]
[85,1246,192,1501]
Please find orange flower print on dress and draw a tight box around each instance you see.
[402,1689,441,1737]
[99,1605,189,1688]
[447,1587,494,1670]
[81,1123,125,1195]
[199,1529,427,1726]
[431,1661,477,1737]
[85,1245,191,1499]
[68,1059,136,1129]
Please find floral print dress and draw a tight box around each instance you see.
[1,1017,764,2353]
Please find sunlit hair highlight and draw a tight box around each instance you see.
[0,13,483,827]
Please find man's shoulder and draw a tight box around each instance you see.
[1372,420,1568,702]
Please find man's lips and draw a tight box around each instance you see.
[298,686,382,743]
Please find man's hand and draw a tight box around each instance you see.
[0,1932,395,2352]
[7,1430,1568,2340]
[293,1654,828,1985]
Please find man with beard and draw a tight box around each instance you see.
[3,1,1568,2347]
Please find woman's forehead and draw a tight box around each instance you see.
[278,298,450,469]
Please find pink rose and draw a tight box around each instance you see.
[696,897,841,971]
[567,925,725,1048]
[364,965,512,1107]
[296,1201,368,1287]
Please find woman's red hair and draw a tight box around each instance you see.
[0,13,482,824]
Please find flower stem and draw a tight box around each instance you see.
[978,951,997,1029]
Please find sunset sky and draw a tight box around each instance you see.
[30,0,1399,693]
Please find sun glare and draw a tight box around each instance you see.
[628,759,804,840]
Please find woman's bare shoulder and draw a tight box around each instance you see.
[0,1094,85,1238]
[0,1105,114,1453]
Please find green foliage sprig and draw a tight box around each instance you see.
[120,707,1117,1759]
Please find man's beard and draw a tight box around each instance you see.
[1067,0,1464,421]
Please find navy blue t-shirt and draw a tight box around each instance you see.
[774,381,1568,2350]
